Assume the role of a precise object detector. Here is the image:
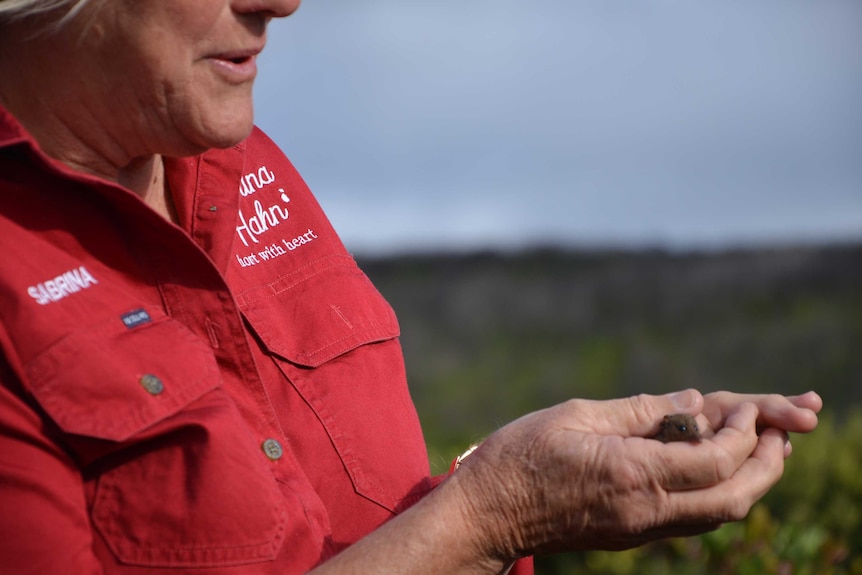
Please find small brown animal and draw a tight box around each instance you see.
[652,413,703,443]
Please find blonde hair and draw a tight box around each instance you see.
[0,0,91,26]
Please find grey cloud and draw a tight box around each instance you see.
[254,0,862,253]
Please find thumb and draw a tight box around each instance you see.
[575,389,704,437]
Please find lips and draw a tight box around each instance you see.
[207,45,263,83]
[215,46,262,64]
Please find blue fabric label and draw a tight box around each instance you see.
[121,308,152,329]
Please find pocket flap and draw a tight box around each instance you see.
[237,256,399,367]
[25,313,221,442]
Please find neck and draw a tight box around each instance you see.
[0,25,178,223]
[119,155,180,224]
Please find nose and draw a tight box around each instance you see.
[231,0,301,19]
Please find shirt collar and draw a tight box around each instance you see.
[0,101,244,277]
[0,103,37,150]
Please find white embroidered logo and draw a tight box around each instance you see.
[27,266,99,305]
[233,165,321,268]
[235,164,292,247]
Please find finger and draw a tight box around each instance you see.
[559,389,705,437]
[787,391,823,413]
[755,397,819,434]
[783,434,793,458]
[702,391,820,434]
[667,426,786,524]
[648,402,760,491]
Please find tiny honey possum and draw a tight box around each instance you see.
[651,413,703,443]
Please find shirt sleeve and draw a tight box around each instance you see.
[0,357,102,575]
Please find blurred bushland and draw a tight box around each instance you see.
[359,243,862,574]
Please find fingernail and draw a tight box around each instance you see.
[668,390,695,411]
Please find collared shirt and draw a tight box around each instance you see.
[0,105,434,573]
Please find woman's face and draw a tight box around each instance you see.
[54,0,300,158]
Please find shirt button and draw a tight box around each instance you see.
[261,438,284,461]
[139,374,164,395]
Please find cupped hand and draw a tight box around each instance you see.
[449,389,820,563]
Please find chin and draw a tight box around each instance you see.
[207,123,255,149]
[178,94,254,149]
[186,114,255,153]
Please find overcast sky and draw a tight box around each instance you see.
[254,1,862,255]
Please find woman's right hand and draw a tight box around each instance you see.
[447,388,820,563]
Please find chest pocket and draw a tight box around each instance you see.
[24,312,290,568]
[238,255,432,513]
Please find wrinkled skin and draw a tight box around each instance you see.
[448,389,821,561]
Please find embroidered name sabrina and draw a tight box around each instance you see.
[28,266,98,305]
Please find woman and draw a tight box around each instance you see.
[0,1,821,573]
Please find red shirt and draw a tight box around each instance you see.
[0,106,434,573]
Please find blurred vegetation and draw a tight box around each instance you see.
[359,243,862,574]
